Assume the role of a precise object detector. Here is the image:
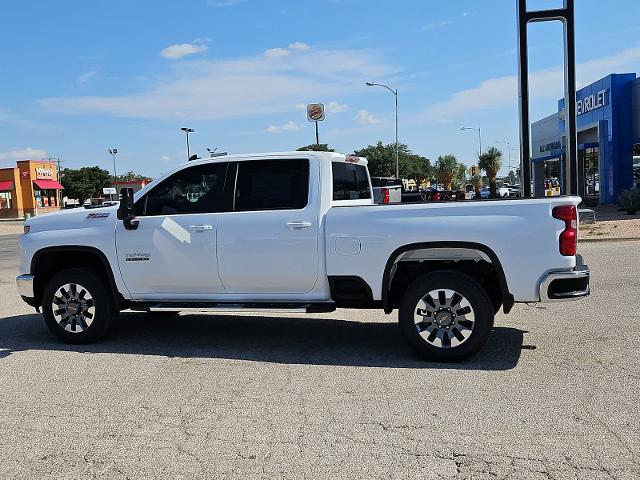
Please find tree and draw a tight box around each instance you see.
[354,142,431,185]
[60,166,112,202]
[434,154,459,190]
[478,147,503,198]
[470,174,483,198]
[453,163,467,190]
[297,144,334,152]
[115,171,152,182]
[507,170,517,185]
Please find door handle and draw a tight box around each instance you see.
[286,221,312,229]
[188,225,213,232]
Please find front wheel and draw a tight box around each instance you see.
[42,268,116,344]
[398,271,494,362]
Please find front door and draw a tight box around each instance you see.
[217,158,319,294]
[116,162,228,299]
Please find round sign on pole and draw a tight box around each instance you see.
[307,104,325,122]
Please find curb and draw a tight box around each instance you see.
[580,237,640,243]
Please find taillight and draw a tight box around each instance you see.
[553,205,577,256]
[381,188,390,204]
[432,192,441,201]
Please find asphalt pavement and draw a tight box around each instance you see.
[0,235,639,479]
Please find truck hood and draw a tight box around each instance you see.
[25,205,119,233]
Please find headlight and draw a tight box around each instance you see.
[23,225,30,234]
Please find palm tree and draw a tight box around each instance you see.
[478,147,503,198]
[470,173,483,198]
[434,154,459,190]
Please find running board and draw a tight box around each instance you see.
[129,302,336,314]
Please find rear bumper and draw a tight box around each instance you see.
[539,255,590,302]
[16,274,36,306]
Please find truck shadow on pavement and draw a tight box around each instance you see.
[0,312,528,370]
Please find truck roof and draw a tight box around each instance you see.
[182,151,368,167]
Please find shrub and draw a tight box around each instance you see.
[618,188,640,215]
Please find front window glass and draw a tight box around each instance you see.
[137,162,228,216]
[0,192,12,209]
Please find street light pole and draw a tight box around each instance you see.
[366,82,399,178]
[108,148,118,201]
[496,140,512,168]
[181,127,195,161]
[461,126,482,158]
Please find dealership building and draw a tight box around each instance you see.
[0,160,64,218]
[531,73,640,204]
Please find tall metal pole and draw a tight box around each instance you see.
[181,127,195,161]
[315,122,319,145]
[517,0,577,197]
[395,89,399,179]
[478,128,482,157]
[366,82,399,178]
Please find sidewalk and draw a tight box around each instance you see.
[0,221,23,237]
[579,204,640,241]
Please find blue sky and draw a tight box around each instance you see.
[1,0,639,177]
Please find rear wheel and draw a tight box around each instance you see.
[42,268,116,344]
[398,271,494,362]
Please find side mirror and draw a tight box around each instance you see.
[117,188,139,230]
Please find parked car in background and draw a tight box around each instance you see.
[480,186,510,199]
[371,177,402,204]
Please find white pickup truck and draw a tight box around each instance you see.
[16,152,590,362]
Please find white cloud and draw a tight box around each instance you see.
[355,109,383,125]
[266,121,303,134]
[289,42,310,51]
[264,47,290,58]
[0,147,48,161]
[160,42,208,60]
[422,20,452,32]
[326,101,348,113]
[41,48,395,121]
[78,70,97,83]
[425,43,640,121]
[161,155,172,163]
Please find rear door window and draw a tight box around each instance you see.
[234,159,309,211]
[332,163,371,200]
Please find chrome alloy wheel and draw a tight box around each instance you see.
[414,288,475,348]
[51,283,96,333]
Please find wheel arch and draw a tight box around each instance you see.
[30,246,125,309]
[381,241,514,314]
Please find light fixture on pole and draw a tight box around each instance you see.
[461,127,482,158]
[108,148,118,201]
[181,127,195,161]
[366,81,399,179]
[496,140,513,170]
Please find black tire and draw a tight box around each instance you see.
[398,270,494,362]
[42,267,116,344]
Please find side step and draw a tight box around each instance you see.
[129,302,336,314]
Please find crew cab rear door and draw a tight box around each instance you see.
[216,157,319,294]
[115,162,228,298]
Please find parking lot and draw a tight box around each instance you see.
[0,233,639,479]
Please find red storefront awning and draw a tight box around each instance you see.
[33,179,64,190]
[0,181,14,191]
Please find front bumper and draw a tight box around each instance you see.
[539,255,590,302]
[16,274,36,306]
